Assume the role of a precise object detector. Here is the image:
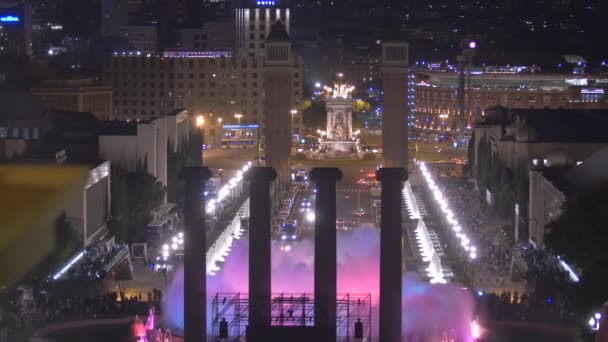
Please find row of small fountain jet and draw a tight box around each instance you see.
[418,163,478,261]
[402,175,451,284]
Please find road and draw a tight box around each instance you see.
[202,148,257,170]
[298,163,378,231]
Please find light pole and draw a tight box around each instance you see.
[234,113,243,125]
[196,115,205,161]
[217,117,223,146]
[290,109,297,142]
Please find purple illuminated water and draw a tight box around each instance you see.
[164,226,474,340]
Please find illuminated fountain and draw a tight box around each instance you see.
[318,74,359,155]
[132,307,174,342]
[164,227,477,340]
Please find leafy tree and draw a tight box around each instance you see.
[109,164,129,242]
[109,163,165,243]
[300,99,312,111]
[187,129,203,167]
[353,99,372,114]
[167,139,186,205]
[126,169,165,243]
[545,182,608,312]
[464,131,475,175]
[476,135,490,193]
[23,212,79,284]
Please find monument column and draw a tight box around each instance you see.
[381,42,410,169]
[263,20,295,205]
[310,167,343,341]
[180,166,213,342]
[247,167,277,338]
[376,167,407,342]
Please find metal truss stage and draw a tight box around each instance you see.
[211,292,372,341]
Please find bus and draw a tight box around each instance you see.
[220,138,255,149]
[280,220,298,241]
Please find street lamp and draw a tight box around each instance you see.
[196,115,204,127]
[290,109,297,141]
[234,113,243,125]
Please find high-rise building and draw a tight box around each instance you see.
[30,0,64,58]
[101,0,129,38]
[116,25,158,51]
[235,0,290,57]
[0,0,32,58]
[166,0,203,28]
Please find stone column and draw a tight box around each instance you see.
[376,168,407,342]
[247,167,277,332]
[310,167,343,340]
[180,166,212,342]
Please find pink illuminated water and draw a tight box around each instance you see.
[164,226,474,340]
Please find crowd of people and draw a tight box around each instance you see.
[65,243,128,280]
[475,289,575,324]
[430,177,513,279]
[0,288,164,332]
[424,168,579,325]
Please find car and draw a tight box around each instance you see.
[336,218,346,230]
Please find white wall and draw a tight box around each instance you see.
[99,135,138,171]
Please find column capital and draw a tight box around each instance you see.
[309,167,343,183]
[179,166,213,182]
[376,167,408,182]
[246,167,277,182]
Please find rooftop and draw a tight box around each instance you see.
[266,20,290,42]
[98,120,138,136]
[478,106,608,143]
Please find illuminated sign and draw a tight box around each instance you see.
[257,0,276,5]
[222,124,259,129]
[581,88,605,94]
[0,15,20,22]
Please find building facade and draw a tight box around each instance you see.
[528,164,567,246]
[414,70,608,131]
[31,79,113,121]
[116,25,158,52]
[0,1,32,58]
[235,0,290,57]
[102,51,303,142]
[30,0,64,58]
[98,109,189,192]
[528,147,608,246]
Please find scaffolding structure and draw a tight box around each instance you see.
[211,292,372,341]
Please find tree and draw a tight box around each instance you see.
[167,139,186,204]
[300,99,312,111]
[126,169,165,243]
[186,129,203,167]
[109,164,129,242]
[464,131,476,175]
[353,99,372,114]
[545,181,608,313]
[109,163,165,243]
